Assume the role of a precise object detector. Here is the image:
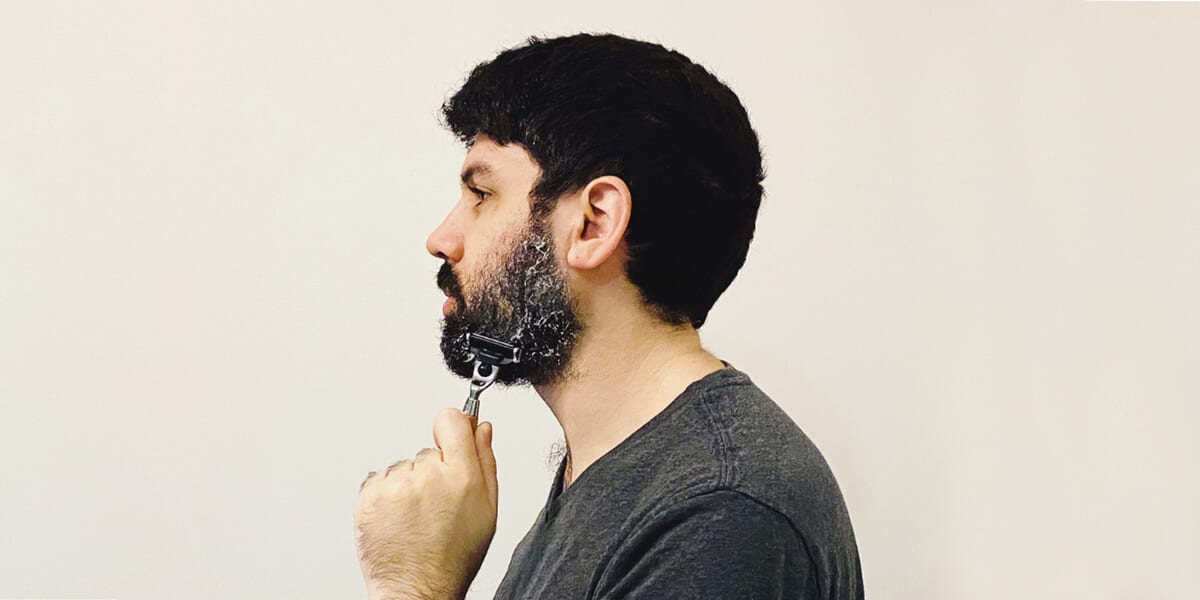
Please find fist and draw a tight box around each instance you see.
[354,409,499,600]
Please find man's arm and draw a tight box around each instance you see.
[595,489,816,599]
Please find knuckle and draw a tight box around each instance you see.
[384,459,410,478]
[358,470,378,493]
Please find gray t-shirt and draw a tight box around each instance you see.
[493,365,863,599]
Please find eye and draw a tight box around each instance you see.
[468,186,492,205]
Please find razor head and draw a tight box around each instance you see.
[466,333,522,367]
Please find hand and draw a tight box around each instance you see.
[354,408,498,600]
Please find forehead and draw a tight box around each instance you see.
[460,135,541,187]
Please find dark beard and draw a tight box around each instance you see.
[437,218,583,387]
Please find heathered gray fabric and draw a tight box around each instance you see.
[493,366,863,599]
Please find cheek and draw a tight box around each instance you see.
[458,238,489,287]
[457,241,501,299]
[461,215,502,262]
[462,212,523,272]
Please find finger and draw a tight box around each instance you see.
[384,458,410,478]
[432,407,478,466]
[412,447,442,465]
[476,421,499,506]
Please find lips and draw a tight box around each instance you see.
[439,286,457,317]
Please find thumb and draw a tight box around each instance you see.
[475,421,499,506]
[432,408,478,466]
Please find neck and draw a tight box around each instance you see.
[534,312,726,487]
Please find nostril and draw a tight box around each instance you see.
[425,214,464,262]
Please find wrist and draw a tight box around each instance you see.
[365,577,465,600]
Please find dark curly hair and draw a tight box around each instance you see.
[442,33,765,328]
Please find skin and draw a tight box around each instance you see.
[353,134,726,599]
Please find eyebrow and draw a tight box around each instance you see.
[460,162,494,186]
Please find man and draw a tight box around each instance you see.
[354,33,863,599]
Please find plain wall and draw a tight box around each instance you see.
[2,1,1197,598]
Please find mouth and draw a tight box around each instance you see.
[440,287,461,317]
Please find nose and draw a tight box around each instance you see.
[425,204,465,263]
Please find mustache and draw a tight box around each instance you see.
[437,262,465,303]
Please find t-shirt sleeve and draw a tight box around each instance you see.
[594,489,816,599]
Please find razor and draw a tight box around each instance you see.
[462,333,522,426]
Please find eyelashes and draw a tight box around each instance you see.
[468,186,491,204]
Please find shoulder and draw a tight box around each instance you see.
[594,489,816,598]
[619,488,805,549]
[612,367,853,521]
[578,366,863,598]
[633,366,864,597]
[690,369,856,527]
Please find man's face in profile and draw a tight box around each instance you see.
[426,136,582,386]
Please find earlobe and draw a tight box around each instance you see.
[566,176,631,271]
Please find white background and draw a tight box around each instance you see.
[2,1,1197,598]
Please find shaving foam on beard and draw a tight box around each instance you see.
[439,218,583,387]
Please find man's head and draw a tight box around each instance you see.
[426,33,765,385]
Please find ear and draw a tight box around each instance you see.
[564,176,632,271]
